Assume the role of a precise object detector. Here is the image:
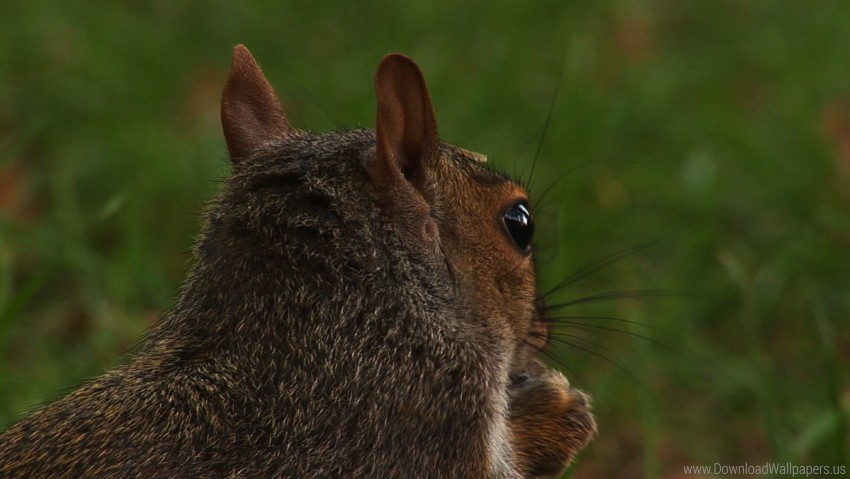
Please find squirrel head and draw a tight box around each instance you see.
[214,45,547,385]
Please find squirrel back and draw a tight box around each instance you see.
[0,46,594,478]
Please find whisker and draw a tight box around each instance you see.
[523,52,566,191]
[549,322,690,362]
[524,331,548,353]
[543,330,624,363]
[542,242,657,298]
[528,340,590,389]
[544,336,648,391]
[530,161,591,214]
[528,338,568,368]
[543,289,692,310]
[547,314,671,336]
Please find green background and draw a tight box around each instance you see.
[1,1,848,477]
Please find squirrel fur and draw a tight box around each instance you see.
[0,45,595,478]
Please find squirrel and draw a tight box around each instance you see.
[0,45,595,478]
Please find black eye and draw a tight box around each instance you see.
[503,201,534,252]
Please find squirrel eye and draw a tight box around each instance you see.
[503,201,534,253]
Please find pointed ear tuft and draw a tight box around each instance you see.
[221,45,292,163]
[372,54,438,188]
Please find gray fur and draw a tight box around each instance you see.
[0,130,523,478]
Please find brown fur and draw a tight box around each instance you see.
[0,45,594,478]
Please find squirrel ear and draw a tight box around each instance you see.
[371,54,438,189]
[221,45,292,163]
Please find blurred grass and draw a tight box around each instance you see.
[1,1,849,477]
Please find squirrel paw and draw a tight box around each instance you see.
[508,366,596,478]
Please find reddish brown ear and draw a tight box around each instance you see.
[371,54,438,189]
[221,45,291,163]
